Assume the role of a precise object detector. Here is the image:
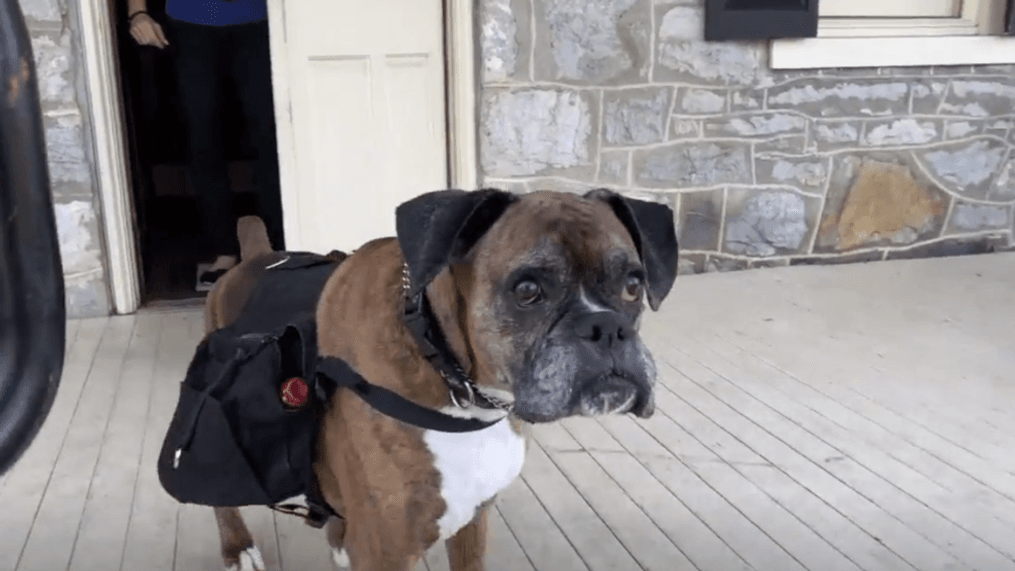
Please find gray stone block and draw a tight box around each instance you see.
[53,199,105,279]
[480,88,597,177]
[525,178,595,194]
[862,118,940,147]
[941,80,1015,118]
[703,112,806,139]
[676,189,724,251]
[723,189,816,257]
[749,258,790,270]
[65,276,111,319]
[885,235,1009,261]
[677,253,707,275]
[483,178,530,194]
[754,135,807,155]
[911,80,948,114]
[677,87,727,115]
[917,139,1007,199]
[31,31,75,107]
[984,118,1014,139]
[633,141,751,188]
[45,112,91,187]
[946,201,1012,234]
[20,0,62,22]
[812,120,860,150]
[755,156,829,195]
[990,154,1015,202]
[704,254,749,273]
[480,0,531,82]
[789,250,884,266]
[534,0,650,84]
[598,150,630,185]
[944,120,983,140]
[603,87,672,145]
[767,79,910,117]
[730,88,763,111]
[653,4,761,86]
[669,119,699,139]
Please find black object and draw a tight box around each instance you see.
[1005,0,1015,34]
[157,253,339,523]
[157,251,502,525]
[705,0,819,41]
[0,0,67,476]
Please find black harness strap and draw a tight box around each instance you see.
[315,357,501,433]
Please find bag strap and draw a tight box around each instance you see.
[315,357,502,433]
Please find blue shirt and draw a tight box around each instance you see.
[166,0,267,26]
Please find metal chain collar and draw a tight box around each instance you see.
[401,263,513,413]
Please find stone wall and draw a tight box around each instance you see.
[478,0,1015,275]
[19,0,110,317]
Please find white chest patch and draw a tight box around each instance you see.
[423,415,526,541]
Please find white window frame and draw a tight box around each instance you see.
[770,0,1015,69]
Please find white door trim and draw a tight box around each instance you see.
[79,0,141,314]
[445,0,480,191]
[266,0,478,251]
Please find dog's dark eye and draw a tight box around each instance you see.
[514,280,542,306]
[621,274,643,303]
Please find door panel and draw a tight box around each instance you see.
[277,0,448,253]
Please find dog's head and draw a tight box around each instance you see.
[396,189,678,424]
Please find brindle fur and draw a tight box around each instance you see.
[204,191,676,571]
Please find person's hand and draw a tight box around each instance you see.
[129,13,168,49]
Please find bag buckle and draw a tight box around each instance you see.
[269,502,330,529]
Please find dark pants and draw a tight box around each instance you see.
[167,18,285,257]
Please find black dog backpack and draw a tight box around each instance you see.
[156,252,343,520]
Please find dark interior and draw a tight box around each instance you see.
[114,0,266,306]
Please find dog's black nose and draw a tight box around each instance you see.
[574,312,631,351]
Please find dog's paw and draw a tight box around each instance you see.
[331,547,350,570]
[226,546,266,571]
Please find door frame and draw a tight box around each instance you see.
[83,0,479,312]
[80,0,140,315]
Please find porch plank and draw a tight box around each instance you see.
[592,415,753,571]
[639,327,987,571]
[0,315,107,554]
[520,442,643,571]
[239,507,285,571]
[495,474,588,570]
[715,321,1015,488]
[121,312,195,571]
[679,330,1015,559]
[274,506,333,571]
[544,443,700,571]
[15,315,135,571]
[67,313,162,571]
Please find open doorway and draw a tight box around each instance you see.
[112,0,282,307]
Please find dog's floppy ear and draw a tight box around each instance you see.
[396,189,519,297]
[585,189,679,311]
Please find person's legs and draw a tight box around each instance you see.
[168,19,240,278]
[228,20,285,251]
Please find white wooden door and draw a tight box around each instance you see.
[271,0,448,253]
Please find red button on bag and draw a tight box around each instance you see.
[281,377,309,408]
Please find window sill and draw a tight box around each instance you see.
[770,35,1015,69]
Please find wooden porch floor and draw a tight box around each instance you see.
[2,252,1013,571]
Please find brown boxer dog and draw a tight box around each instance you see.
[207,188,678,571]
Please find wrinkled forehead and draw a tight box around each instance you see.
[473,192,639,277]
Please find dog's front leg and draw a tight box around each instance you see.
[445,505,489,571]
